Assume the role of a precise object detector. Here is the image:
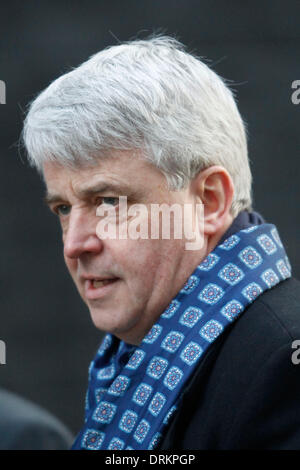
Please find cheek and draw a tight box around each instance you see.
[118,238,179,287]
[64,256,77,279]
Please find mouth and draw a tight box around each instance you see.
[84,277,120,300]
[92,278,118,288]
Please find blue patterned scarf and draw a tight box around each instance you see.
[72,223,291,450]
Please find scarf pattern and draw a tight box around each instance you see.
[72,224,291,450]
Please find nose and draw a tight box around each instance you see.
[63,210,103,259]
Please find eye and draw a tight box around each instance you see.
[55,204,71,216]
[100,197,119,206]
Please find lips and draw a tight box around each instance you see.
[84,277,120,300]
[92,278,118,288]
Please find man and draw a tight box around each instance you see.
[22,35,300,450]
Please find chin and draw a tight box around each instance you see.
[88,307,137,337]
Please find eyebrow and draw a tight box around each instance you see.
[44,181,143,206]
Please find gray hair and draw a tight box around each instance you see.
[22,35,252,216]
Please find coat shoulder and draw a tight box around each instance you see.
[160,277,300,450]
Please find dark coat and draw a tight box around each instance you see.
[160,277,300,450]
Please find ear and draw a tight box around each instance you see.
[192,166,234,236]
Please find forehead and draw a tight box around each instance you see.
[43,151,168,200]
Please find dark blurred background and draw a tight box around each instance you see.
[0,0,299,436]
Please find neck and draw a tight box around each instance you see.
[206,214,234,255]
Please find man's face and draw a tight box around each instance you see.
[43,151,206,344]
